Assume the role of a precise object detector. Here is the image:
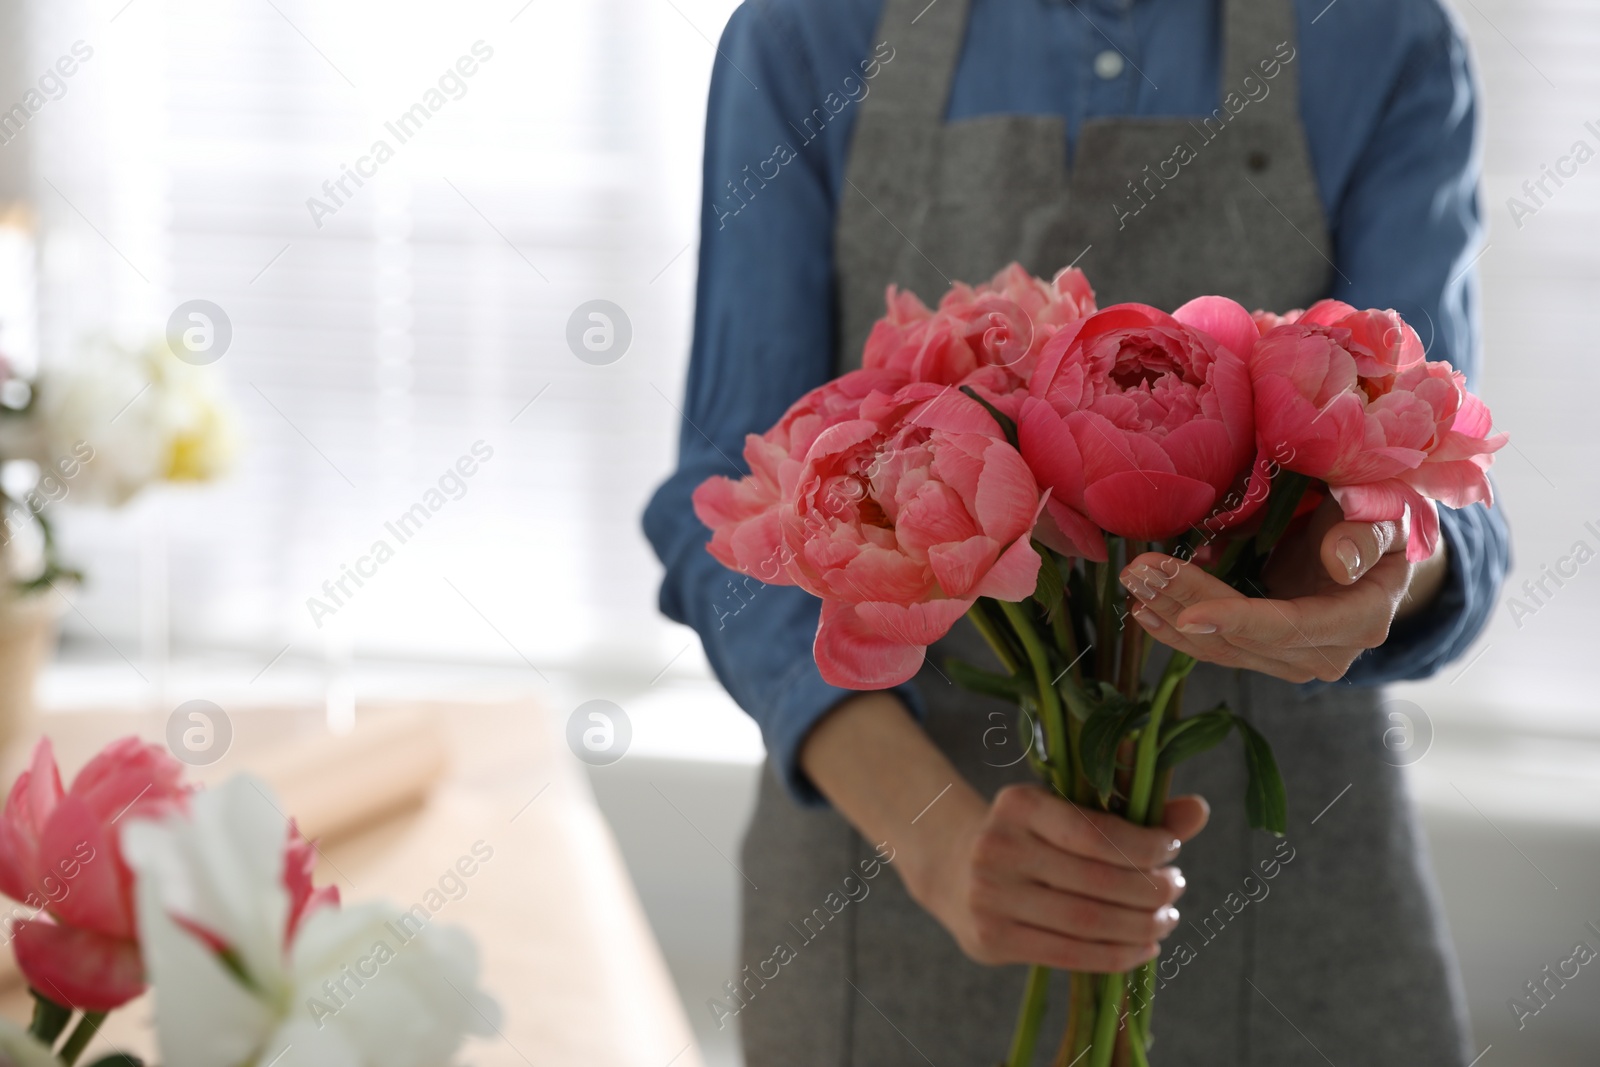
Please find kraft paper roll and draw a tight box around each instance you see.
[204,706,451,842]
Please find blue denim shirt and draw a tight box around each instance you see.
[643,0,1512,805]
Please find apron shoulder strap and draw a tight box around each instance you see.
[843,0,972,192]
[1222,0,1304,127]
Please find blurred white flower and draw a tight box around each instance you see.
[9,335,237,506]
[0,1018,59,1067]
[122,776,499,1067]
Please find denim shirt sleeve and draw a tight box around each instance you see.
[1321,6,1511,685]
[641,2,919,807]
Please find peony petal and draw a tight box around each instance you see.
[1296,299,1359,327]
[858,598,974,647]
[1070,410,1176,483]
[815,600,946,689]
[1082,470,1217,540]
[1401,459,1495,509]
[1197,452,1274,536]
[70,738,187,825]
[40,795,134,940]
[1172,295,1258,360]
[0,740,64,905]
[13,919,144,1012]
[1160,418,1239,494]
[973,535,1042,601]
[1018,398,1087,507]
[1328,479,1410,524]
[1036,497,1109,562]
[972,441,1041,542]
[927,536,1000,599]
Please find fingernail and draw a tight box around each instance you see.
[1167,838,1183,857]
[1178,621,1216,635]
[1119,573,1156,601]
[1135,565,1167,590]
[1170,869,1186,891]
[1135,607,1163,629]
[1335,537,1362,580]
[1158,906,1180,926]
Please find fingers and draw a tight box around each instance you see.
[1120,552,1244,620]
[1000,785,1182,870]
[1161,793,1210,843]
[990,879,1179,946]
[962,785,1201,970]
[1120,549,1407,683]
[1006,835,1186,910]
[973,919,1161,972]
[1319,517,1405,586]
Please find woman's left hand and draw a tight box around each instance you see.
[1118,495,1447,684]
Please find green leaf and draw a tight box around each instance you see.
[1252,469,1313,556]
[945,658,1029,701]
[1155,706,1234,769]
[958,386,1019,449]
[1233,715,1288,836]
[1033,548,1065,621]
[1078,694,1150,802]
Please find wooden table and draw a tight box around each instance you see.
[0,701,704,1067]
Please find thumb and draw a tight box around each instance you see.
[1320,515,1405,585]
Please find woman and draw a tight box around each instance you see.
[644,0,1509,1062]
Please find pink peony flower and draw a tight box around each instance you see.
[693,367,909,586]
[1251,308,1302,334]
[1017,297,1260,558]
[1251,318,1505,560]
[0,737,188,1011]
[783,384,1045,688]
[862,263,1096,396]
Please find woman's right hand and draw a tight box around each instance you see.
[908,783,1208,973]
[800,691,1207,973]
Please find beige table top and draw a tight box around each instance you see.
[0,701,704,1067]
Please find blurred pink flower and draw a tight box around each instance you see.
[0,736,187,1011]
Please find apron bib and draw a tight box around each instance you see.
[738,1,1475,1063]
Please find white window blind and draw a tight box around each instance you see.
[24,0,738,684]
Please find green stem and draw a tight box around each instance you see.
[1127,960,1155,1055]
[1086,972,1125,1067]
[57,1011,106,1066]
[967,603,1022,676]
[1125,652,1196,827]
[999,600,1070,798]
[1007,965,1052,1067]
[27,992,71,1045]
[1062,971,1098,1065]
[1128,1017,1152,1067]
[1097,543,1122,680]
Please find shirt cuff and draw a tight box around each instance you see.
[1339,505,1473,686]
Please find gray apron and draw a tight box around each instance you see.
[737,0,1476,1063]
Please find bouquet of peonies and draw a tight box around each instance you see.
[0,737,496,1067]
[693,263,1504,1066]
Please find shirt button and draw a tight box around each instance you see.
[1093,50,1125,80]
